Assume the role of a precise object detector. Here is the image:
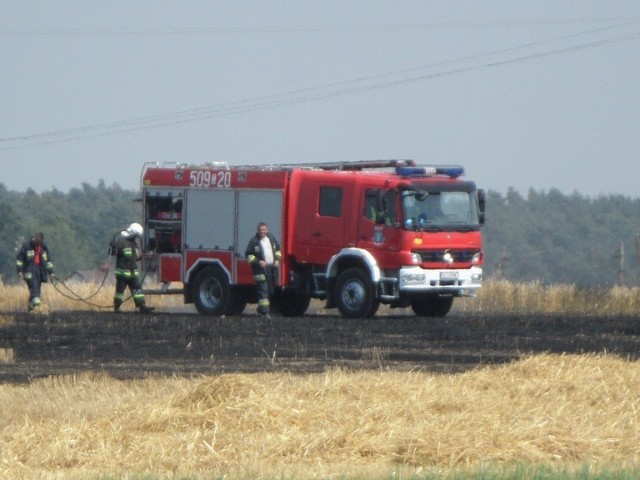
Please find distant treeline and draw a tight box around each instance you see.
[0,181,139,282]
[484,188,640,287]
[1,183,639,286]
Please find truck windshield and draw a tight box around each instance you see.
[401,187,480,232]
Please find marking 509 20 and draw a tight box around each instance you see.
[189,170,232,188]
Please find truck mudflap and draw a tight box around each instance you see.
[397,266,483,296]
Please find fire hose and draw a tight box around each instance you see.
[49,234,148,310]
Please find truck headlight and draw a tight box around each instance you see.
[410,253,422,265]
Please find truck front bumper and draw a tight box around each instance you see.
[397,266,483,296]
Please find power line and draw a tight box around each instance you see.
[6,16,633,144]
[2,24,639,150]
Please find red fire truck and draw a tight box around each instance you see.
[140,159,485,318]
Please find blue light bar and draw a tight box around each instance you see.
[395,167,427,176]
[395,165,464,178]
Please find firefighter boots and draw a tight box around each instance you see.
[138,304,155,314]
[28,297,41,312]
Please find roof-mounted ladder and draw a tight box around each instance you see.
[272,159,416,171]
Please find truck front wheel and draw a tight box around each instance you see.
[335,268,379,318]
[411,295,453,317]
[192,266,230,316]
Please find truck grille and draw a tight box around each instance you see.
[415,249,479,264]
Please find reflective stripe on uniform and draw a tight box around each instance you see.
[115,268,139,278]
[115,268,129,278]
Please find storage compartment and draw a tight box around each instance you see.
[144,188,184,254]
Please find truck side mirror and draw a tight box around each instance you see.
[415,191,428,201]
[477,189,486,225]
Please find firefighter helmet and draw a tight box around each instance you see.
[126,222,144,238]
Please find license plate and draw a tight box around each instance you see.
[440,271,459,280]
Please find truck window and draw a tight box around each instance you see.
[363,189,397,225]
[318,186,343,217]
[383,191,397,225]
[441,191,472,219]
[364,190,378,221]
[402,188,479,230]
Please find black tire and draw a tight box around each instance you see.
[410,295,453,317]
[191,266,230,316]
[272,289,311,317]
[334,267,380,319]
[225,287,247,316]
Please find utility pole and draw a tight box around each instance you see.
[495,246,510,279]
[616,241,625,285]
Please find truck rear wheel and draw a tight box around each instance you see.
[411,295,453,317]
[335,267,379,318]
[225,287,247,316]
[272,290,311,317]
[192,266,230,316]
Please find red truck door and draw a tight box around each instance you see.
[293,173,352,265]
[355,187,401,266]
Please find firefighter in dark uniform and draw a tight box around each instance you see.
[16,232,55,311]
[245,222,281,319]
[110,223,154,314]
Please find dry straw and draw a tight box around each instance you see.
[455,280,640,316]
[1,278,639,315]
[0,281,172,313]
[0,354,638,478]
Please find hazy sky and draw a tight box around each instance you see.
[2,1,640,197]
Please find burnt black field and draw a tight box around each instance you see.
[1,311,639,383]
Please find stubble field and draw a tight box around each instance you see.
[1,307,639,381]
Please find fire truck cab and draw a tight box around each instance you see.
[140,160,485,318]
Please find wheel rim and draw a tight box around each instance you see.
[200,278,222,308]
[341,279,365,310]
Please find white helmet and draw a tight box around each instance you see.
[126,222,144,238]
